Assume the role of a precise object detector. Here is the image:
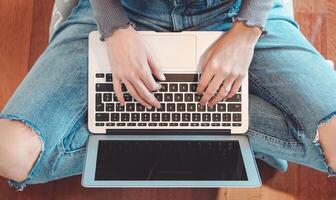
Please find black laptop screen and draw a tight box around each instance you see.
[95,140,247,181]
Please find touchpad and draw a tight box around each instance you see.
[141,35,197,71]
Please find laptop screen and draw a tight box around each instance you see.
[95,140,247,181]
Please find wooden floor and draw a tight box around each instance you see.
[0,0,336,199]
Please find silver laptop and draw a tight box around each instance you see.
[82,31,261,188]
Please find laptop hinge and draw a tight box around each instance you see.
[106,129,231,135]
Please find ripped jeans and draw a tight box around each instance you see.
[1,0,336,190]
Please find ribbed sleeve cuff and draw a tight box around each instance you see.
[236,0,275,32]
[90,0,131,40]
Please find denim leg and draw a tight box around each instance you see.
[247,6,336,175]
[0,0,97,190]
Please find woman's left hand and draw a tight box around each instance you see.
[197,21,262,108]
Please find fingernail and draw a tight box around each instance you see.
[160,74,166,81]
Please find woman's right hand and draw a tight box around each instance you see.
[106,25,166,109]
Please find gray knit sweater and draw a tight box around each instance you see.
[90,0,275,40]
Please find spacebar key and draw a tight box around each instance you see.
[159,74,198,82]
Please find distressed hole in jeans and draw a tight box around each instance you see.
[313,112,336,177]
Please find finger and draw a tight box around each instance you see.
[132,79,161,108]
[208,78,234,107]
[140,63,162,92]
[147,51,166,81]
[113,77,125,105]
[224,77,244,100]
[123,80,153,109]
[200,74,226,105]
[197,67,215,95]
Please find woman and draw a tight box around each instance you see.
[0,0,335,190]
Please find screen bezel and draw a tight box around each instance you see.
[82,135,261,188]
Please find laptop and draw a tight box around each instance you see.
[82,31,261,187]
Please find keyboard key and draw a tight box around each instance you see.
[172,113,181,121]
[174,93,183,102]
[117,123,126,126]
[116,103,125,111]
[233,123,242,126]
[151,113,160,121]
[222,123,231,126]
[131,113,140,121]
[222,113,231,121]
[195,94,202,102]
[238,87,241,92]
[169,84,178,92]
[192,113,201,121]
[159,83,168,92]
[182,113,191,121]
[96,83,113,92]
[197,104,206,112]
[180,123,189,126]
[212,113,221,121]
[123,93,132,101]
[121,84,127,92]
[103,93,112,102]
[202,113,211,121]
[96,113,109,121]
[227,94,241,102]
[159,123,168,126]
[149,123,157,126]
[138,123,147,126]
[106,123,115,126]
[201,123,210,126]
[96,103,104,112]
[169,123,178,126]
[96,73,104,78]
[190,123,199,126]
[164,93,173,102]
[187,103,196,111]
[121,113,130,121]
[106,73,113,82]
[126,103,135,111]
[154,93,163,101]
[184,93,193,102]
[218,103,226,112]
[162,113,170,121]
[177,103,186,111]
[228,104,241,112]
[106,103,114,111]
[96,93,102,103]
[207,105,216,112]
[146,106,156,112]
[141,113,150,121]
[233,113,242,121]
[167,103,175,111]
[211,123,220,126]
[113,94,118,101]
[127,123,136,126]
[96,123,104,126]
[190,84,198,92]
[179,84,188,92]
[111,113,120,121]
[136,104,145,111]
[157,103,165,111]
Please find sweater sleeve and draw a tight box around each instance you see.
[90,0,132,40]
[235,0,275,31]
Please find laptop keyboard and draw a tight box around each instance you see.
[94,73,242,128]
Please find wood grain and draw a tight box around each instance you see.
[1,0,336,199]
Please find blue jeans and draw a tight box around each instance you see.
[1,0,336,190]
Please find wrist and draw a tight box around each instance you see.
[230,21,262,46]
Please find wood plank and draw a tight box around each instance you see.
[0,0,34,109]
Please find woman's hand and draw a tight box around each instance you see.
[197,22,262,108]
[106,25,166,109]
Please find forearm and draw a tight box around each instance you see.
[90,0,131,40]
